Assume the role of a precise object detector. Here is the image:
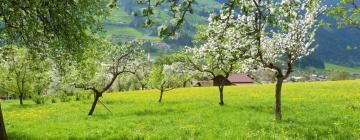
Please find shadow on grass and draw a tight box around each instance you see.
[100,99,135,105]
[90,113,113,120]
[131,108,184,116]
[8,132,39,140]
[224,104,274,114]
[9,131,102,140]
[3,103,43,112]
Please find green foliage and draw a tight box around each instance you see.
[2,80,360,139]
[0,0,109,53]
[72,39,145,93]
[328,0,360,29]
[32,95,46,105]
[51,98,57,104]
[124,0,196,38]
[147,55,183,91]
[75,92,87,101]
[59,94,72,103]
[0,45,52,104]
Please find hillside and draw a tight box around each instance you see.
[2,80,360,139]
[105,0,360,68]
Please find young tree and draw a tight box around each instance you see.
[28,56,52,104]
[148,56,183,103]
[183,12,252,105]
[74,40,143,115]
[177,70,198,88]
[0,46,52,105]
[133,56,152,90]
[0,46,31,105]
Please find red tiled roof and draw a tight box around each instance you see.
[227,74,255,83]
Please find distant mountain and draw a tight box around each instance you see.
[107,0,360,68]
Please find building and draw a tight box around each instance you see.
[229,74,256,85]
[193,73,255,87]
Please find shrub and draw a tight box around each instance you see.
[32,95,45,104]
[51,98,57,103]
[59,94,71,102]
[330,71,351,81]
[75,92,86,101]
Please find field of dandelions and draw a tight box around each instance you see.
[2,80,360,139]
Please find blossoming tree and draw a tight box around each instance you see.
[133,56,152,90]
[242,0,323,120]
[188,0,323,119]
[184,12,252,105]
[148,55,184,103]
[74,40,144,115]
[0,45,52,105]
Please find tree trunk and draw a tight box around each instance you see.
[19,93,24,105]
[0,104,8,140]
[183,81,187,88]
[141,84,146,90]
[218,85,224,106]
[158,89,164,103]
[275,77,284,121]
[88,93,100,116]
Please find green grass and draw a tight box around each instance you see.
[107,9,133,24]
[325,63,360,73]
[2,80,360,139]
[104,25,161,41]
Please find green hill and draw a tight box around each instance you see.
[104,0,360,69]
[3,80,360,139]
[325,63,360,73]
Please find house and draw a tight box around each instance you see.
[226,73,256,85]
[193,73,255,87]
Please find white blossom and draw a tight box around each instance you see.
[185,12,253,76]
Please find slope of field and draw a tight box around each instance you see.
[2,80,360,139]
[325,63,360,73]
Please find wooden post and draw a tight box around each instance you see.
[98,99,112,113]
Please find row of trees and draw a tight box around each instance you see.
[0,45,52,105]
[0,41,191,116]
[181,0,324,121]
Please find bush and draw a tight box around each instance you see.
[330,71,352,81]
[75,92,87,101]
[59,94,71,102]
[32,95,45,104]
[51,98,57,103]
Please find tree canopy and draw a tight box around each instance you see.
[0,0,109,53]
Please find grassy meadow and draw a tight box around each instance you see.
[325,63,360,73]
[2,80,360,140]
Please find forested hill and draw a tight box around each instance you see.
[105,0,360,68]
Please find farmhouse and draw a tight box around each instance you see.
[193,73,255,87]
